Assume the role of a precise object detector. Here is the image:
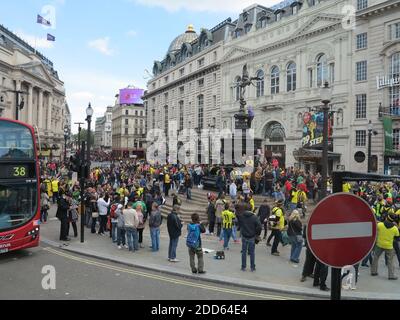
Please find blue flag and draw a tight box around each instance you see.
[37,15,51,26]
[47,34,55,41]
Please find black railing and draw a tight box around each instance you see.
[378,105,400,118]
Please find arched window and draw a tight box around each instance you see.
[271,66,280,95]
[390,52,400,108]
[164,105,169,134]
[198,95,204,130]
[234,76,241,101]
[287,62,297,92]
[256,70,265,97]
[317,53,328,87]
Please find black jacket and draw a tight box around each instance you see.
[167,211,183,239]
[288,219,302,236]
[56,197,69,220]
[207,203,216,222]
[257,204,270,224]
[237,211,262,239]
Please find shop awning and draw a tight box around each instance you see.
[293,148,341,161]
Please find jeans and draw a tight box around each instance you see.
[371,246,396,278]
[125,227,139,251]
[117,227,126,246]
[186,187,192,200]
[232,225,237,241]
[40,208,48,223]
[241,237,256,270]
[150,227,160,251]
[111,222,118,243]
[189,247,204,272]
[223,228,233,249]
[289,235,303,262]
[168,237,179,260]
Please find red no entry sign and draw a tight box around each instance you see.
[307,193,377,268]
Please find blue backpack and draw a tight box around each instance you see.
[186,224,200,249]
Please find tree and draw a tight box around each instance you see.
[71,129,94,148]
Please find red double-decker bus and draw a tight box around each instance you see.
[0,118,40,254]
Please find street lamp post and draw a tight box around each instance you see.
[86,103,93,170]
[63,125,69,163]
[320,81,332,200]
[367,121,379,173]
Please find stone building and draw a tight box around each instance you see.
[0,25,69,160]
[94,106,113,151]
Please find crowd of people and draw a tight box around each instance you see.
[39,159,400,288]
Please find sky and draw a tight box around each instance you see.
[1,0,280,133]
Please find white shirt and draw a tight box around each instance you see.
[97,198,110,215]
[230,183,237,197]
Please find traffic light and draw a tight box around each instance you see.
[70,154,80,172]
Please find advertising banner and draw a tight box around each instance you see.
[383,116,394,155]
[119,88,144,105]
[301,111,332,149]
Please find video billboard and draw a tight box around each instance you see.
[302,111,332,149]
[119,88,144,105]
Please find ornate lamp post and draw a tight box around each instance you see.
[320,81,332,200]
[86,103,94,170]
[63,125,69,163]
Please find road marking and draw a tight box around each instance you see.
[311,222,373,240]
[43,247,300,300]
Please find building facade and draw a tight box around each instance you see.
[94,106,112,151]
[355,0,400,174]
[0,25,69,160]
[144,23,235,163]
[145,0,400,173]
[112,95,146,159]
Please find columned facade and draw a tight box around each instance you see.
[0,25,68,160]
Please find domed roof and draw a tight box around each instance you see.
[167,25,198,54]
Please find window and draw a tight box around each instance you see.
[213,95,217,107]
[179,101,184,131]
[198,78,204,88]
[287,62,297,92]
[180,68,185,76]
[356,94,367,119]
[179,86,184,95]
[244,24,252,33]
[198,58,205,68]
[308,69,313,88]
[310,0,316,6]
[125,128,129,135]
[125,110,129,115]
[152,109,155,129]
[234,76,241,101]
[213,51,217,61]
[356,61,367,81]
[134,128,138,135]
[356,130,367,147]
[356,33,368,50]
[394,129,400,151]
[234,29,242,38]
[164,92,169,103]
[135,119,138,125]
[292,5,298,14]
[164,76,169,83]
[256,70,265,97]
[125,119,129,125]
[135,111,138,116]
[213,73,217,83]
[357,0,368,10]
[390,53,400,108]
[317,54,328,87]
[329,63,335,84]
[164,106,169,133]
[276,12,281,21]
[390,23,400,40]
[271,66,280,95]
[198,95,204,130]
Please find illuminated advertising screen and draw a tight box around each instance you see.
[119,88,144,105]
[302,111,332,149]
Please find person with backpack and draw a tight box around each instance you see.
[187,213,206,274]
[149,202,162,252]
[109,195,120,243]
[221,203,236,250]
[257,199,270,240]
[167,205,183,262]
